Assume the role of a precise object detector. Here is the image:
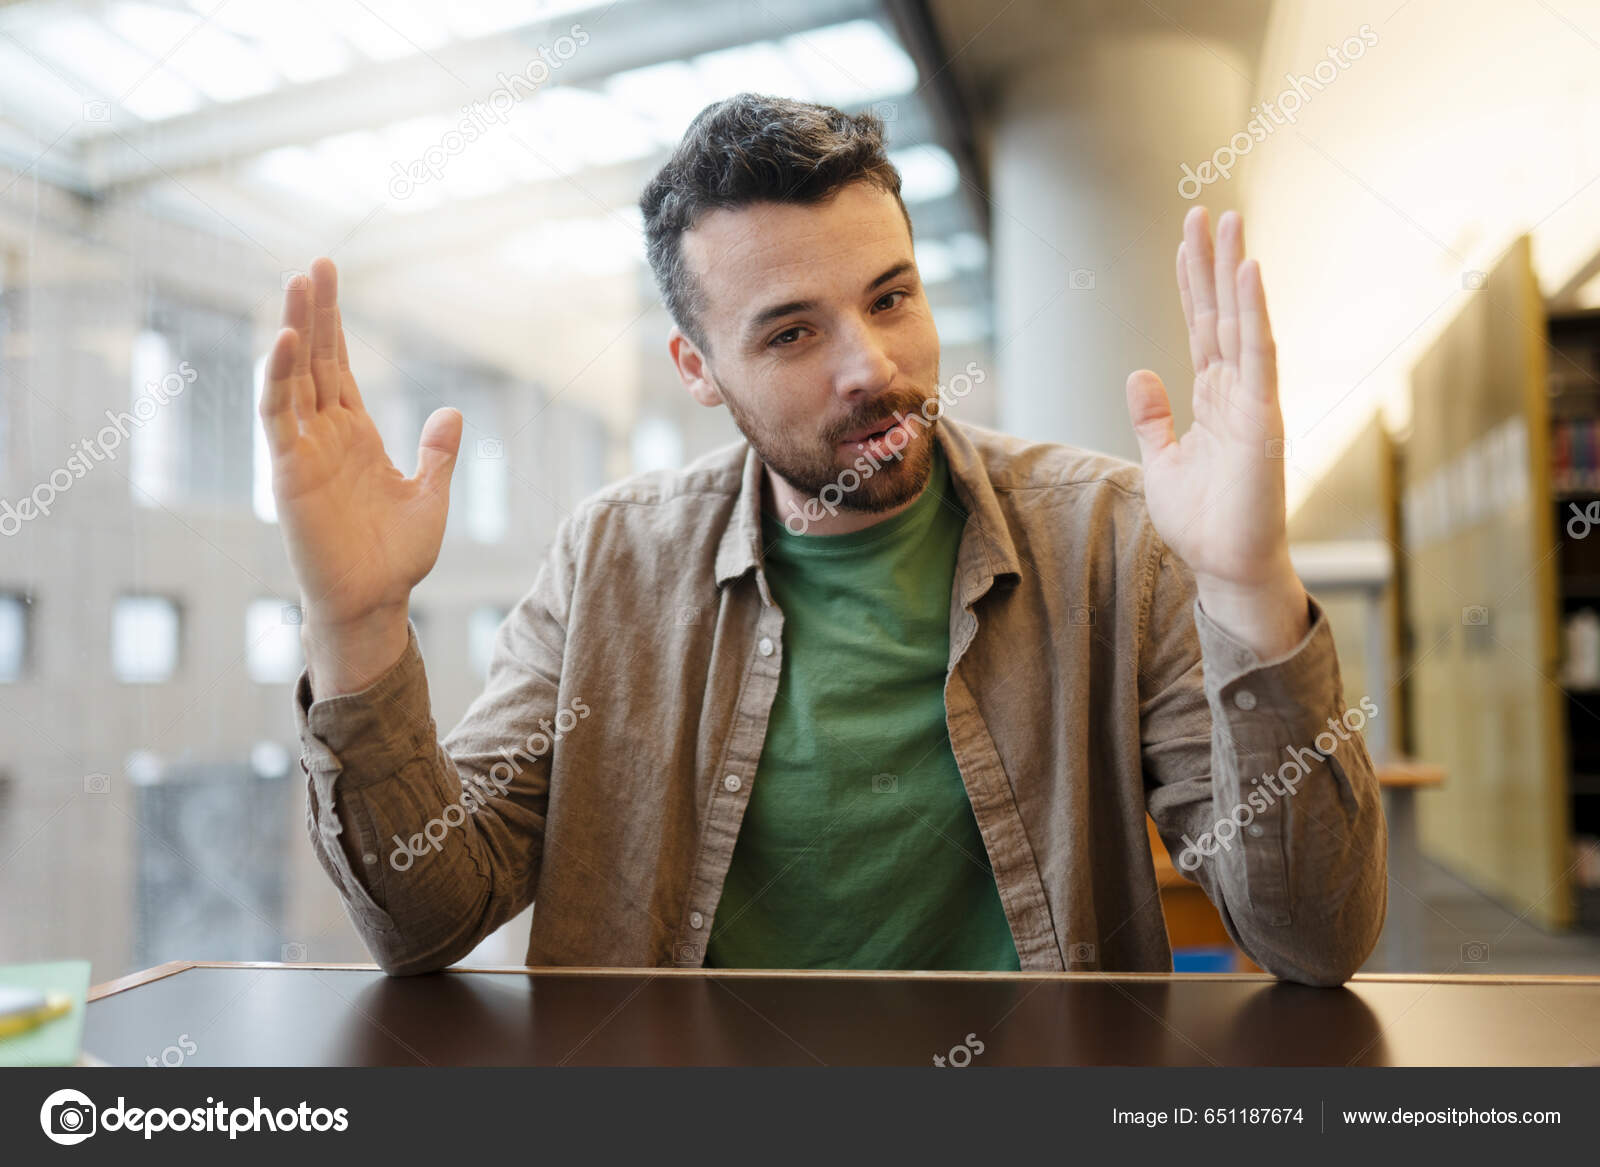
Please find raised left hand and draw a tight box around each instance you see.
[1124,206,1308,657]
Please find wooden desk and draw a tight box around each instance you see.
[82,962,1600,1066]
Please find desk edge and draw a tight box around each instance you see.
[80,961,1600,989]
[88,960,195,1001]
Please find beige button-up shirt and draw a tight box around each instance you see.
[295,418,1387,985]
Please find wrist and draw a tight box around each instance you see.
[299,602,411,697]
[1193,555,1309,660]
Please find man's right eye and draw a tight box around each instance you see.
[770,326,807,347]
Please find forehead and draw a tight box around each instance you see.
[680,183,911,323]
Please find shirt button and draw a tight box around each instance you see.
[724,774,742,792]
[1247,824,1265,838]
[689,911,705,929]
[1233,689,1257,711]
[362,852,378,865]
[757,636,775,656]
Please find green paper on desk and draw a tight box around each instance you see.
[0,961,91,1066]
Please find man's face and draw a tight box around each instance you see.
[671,181,942,513]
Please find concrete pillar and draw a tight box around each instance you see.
[989,34,1252,461]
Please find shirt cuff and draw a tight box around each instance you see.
[1192,592,1341,712]
[293,619,437,789]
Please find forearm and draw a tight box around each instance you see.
[296,623,539,974]
[303,743,517,975]
[1186,599,1388,985]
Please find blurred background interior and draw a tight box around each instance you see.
[4,0,1600,980]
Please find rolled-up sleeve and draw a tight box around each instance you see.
[1139,546,1388,986]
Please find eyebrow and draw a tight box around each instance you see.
[742,260,916,342]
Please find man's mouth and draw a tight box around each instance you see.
[839,417,904,446]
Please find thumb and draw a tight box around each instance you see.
[415,407,464,494]
[1124,369,1175,465]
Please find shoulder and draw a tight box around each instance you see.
[947,419,1149,516]
[945,422,1178,625]
[556,435,748,548]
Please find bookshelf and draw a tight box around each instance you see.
[1400,235,1574,931]
[1545,307,1600,929]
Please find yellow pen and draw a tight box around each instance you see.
[0,986,73,1040]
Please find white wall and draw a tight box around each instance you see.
[1237,0,1600,511]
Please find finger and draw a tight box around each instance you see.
[1125,369,1176,466]
[280,271,312,383]
[1175,243,1207,376]
[260,328,303,453]
[414,407,463,495]
[334,305,365,412]
[1237,259,1279,405]
[1182,206,1222,368]
[1213,210,1243,364]
[335,305,350,373]
[308,256,341,411]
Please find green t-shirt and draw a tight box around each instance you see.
[705,442,1021,970]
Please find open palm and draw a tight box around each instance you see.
[1124,207,1290,590]
[260,258,463,628]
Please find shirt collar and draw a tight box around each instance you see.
[713,418,1023,607]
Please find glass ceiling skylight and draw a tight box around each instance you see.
[240,17,922,221]
[0,4,983,292]
[0,0,638,131]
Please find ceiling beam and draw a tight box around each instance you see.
[325,100,949,275]
[78,0,875,189]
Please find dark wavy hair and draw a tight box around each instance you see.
[640,92,909,353]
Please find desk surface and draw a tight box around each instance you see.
[81,962,1600,1067]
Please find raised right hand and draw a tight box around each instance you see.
[260,257,462,686]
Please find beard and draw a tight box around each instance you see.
[715,374,941,516]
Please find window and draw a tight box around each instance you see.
[0,591,29,681]
[245,598,305,684]
[128,328,187,507]
[251,353,277,523]
[443,377,510,544]
[464,431,510,542]
[112,594,181,683]
[631,415,684,473]
[132,295,255,511]
[0,261,12,485]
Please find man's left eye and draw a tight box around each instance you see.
[875,291,906,311]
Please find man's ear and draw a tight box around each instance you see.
[668,326,724,408]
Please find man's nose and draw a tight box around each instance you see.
[832,318,896,399]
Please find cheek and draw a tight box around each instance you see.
[894,313,941,373]
[753,367,833,434]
